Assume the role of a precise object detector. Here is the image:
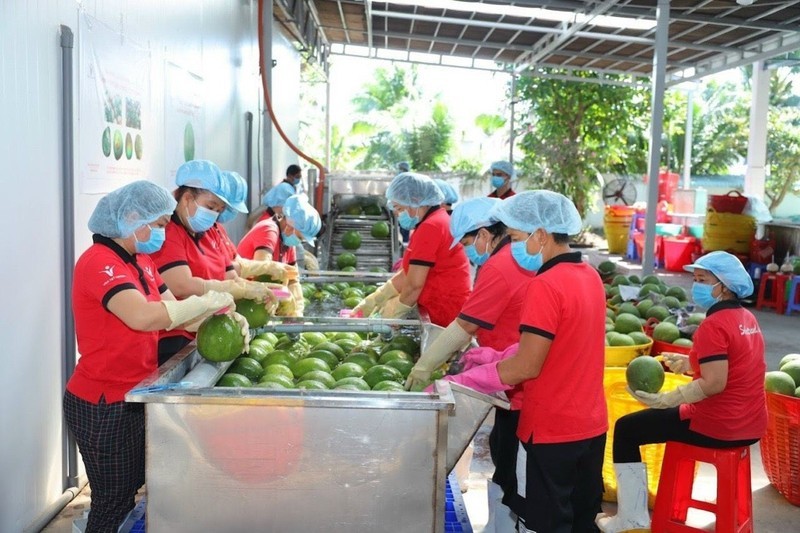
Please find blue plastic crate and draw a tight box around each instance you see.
[123,498,146,533]
[445,474,473,533]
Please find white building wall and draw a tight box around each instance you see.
[0,1,301,530]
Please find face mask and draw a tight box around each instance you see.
[692,281,721,309]
[398,209,420,230]
[465,232,490,266]
[491,175,506,189]
[216,208,236,224]
[511,234,543,272]
[186,201,218,233]
[292,177,302,186]
[282,232,302,247]
[135,226,166,254]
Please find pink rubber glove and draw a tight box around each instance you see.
[391,258,403,272]
[425,361,511,395]
[459,343,519,371]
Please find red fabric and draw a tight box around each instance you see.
[516,260,608,444]
[237,217,297,265]
[213,223,238,262]
[68,241,163,403]
[488,189,516,199]
[679,304,767,441]
[401,207,471,326]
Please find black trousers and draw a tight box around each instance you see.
[157,336,191,366]
[489,408,521,510]
[613,408,759,463]
[515,433,606,533]
[64,391,145,533]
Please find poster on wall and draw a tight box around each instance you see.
[78,13,151,194]
[165,62,205,182]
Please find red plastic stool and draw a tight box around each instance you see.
[786,276,800,316]
[652,442,753,533]
[755,273,790,314]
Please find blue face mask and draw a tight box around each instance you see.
[464,233,490,266]
[282,232,302,247]
[135,226,166,254]
[511,235,543,272]
[491,175,506,189]
[187,201,219,233]
[292,177,302,186]
[398,210,420,230]
[692,281,721,309]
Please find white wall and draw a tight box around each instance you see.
[0,1,300,530]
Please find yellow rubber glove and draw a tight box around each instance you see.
[203,278,278,311]
[662,352,691,375]
[379,296,414,320]
[161,291,234,331]
[353,281,399,317]
[228,311,252,353]
[405,321,472,390]
[288,280,305,317]
[630,380,707,409]
[236,257,293,283]
[304,252,320,271]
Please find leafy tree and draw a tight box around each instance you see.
[405,102,453,171]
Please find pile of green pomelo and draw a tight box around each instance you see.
[765,354,800,398]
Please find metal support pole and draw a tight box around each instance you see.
[261,0,274,192]
[642,0,669,275]
[509,72,516,163]
[245,111,254,213]
[325,69,331,171]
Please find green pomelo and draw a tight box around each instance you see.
[334,377,370,391]
[779,354,800,369]
[322,283,341,294]
[297,379,328,390]
[300,370,337,389]
[653,322,681,343]
[196,314,246,362]
[780,362,800,387]
[228,357,264,381]
[312,342,346,360]
[672,338,693,348]
[639,283,661,297]
[378,349,412,365]
[645,305,670,321]
[216,373,252,387]
[609,294,623,305]
[606,308,617,320]
[605,323,616,333]
[795,386,800,398]
[628,275,641,284]
[636,299,655,316]
[255,381,289,390]
[664,316,678,324]
[614,313,643,334]
[342,230,363,250]
[385,359,414,378]
[334,331,362,342]
[662,296,681,309]
[372,380,405,392]
[246,342,272,364]
[363,365,404,388]
[258,373,295,389]
[642,275,660,285]
[304,350,340,369]
[765,371,797,395]
[607,333,635,346]
[618,303,641,318]
[382,334,420,356]
[343,353,377,370]
[371,221,390,238]
[263,350,297,368]
[597,260,617,274]
[363,204,382,216]
[626,356,665,393]
[336,253,358,269]
[687,313,706,326]
[608,286,621,298]
[301,331,328,346]
[628,332,651,345]
[262,364,294,381]
[331,362,366,381]
[342,296,361,309]
[256,332,279,345]
[341,287,365,300]
[312,290,332,301]
[335,384,365,391]
[351,342,380,359]
[665,286,687,300]
[344,204,363,216]
[611,275,630,286]
[291,358,332,379]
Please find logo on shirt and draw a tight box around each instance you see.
[739,324,761,336]
[99,264,126,286]
[143,265,154,279]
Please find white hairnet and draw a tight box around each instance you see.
[219,171,248,214]
[262,181,296,208]
[283,194,322,243]
[434,179,459,205]
[490,190,582,235]
[684,251,754,298]
[175,160,233,208]
[449,197,501,248]
[490,161,515,180]
[88,180,177,238]
[386,172,444,208]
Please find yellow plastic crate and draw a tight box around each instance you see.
[604,340,653,367]
[602,368,692,508]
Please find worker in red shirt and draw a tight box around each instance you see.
[150,160,276,364]
[65,181,241,533]
[405,197,536,531]
[487,160,517,199]
[596,251,766,533]
[353,172,471,326]
[436,190,606,533]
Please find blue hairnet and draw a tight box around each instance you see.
[490,190,582,235]
[262,181,296,208]
[490,161,515,180]
[175,160,229,203]
[283,194,322,244]
[88,180,177,238]
[397,161,411,173]
[386,172,444,208]
[449,197,501,249]
[434,179,459,205]
[217,171,248,223]
[684,251,754,298]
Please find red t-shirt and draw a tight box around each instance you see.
[516,253,608,444]
[679,301,767,441]
[68,236,166,403]
[488,189,516,199]
[237,217,296,265]
[213,223,238,262]
[150,215,235,341]
[459,240,535,409]
[402,206,471,326]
